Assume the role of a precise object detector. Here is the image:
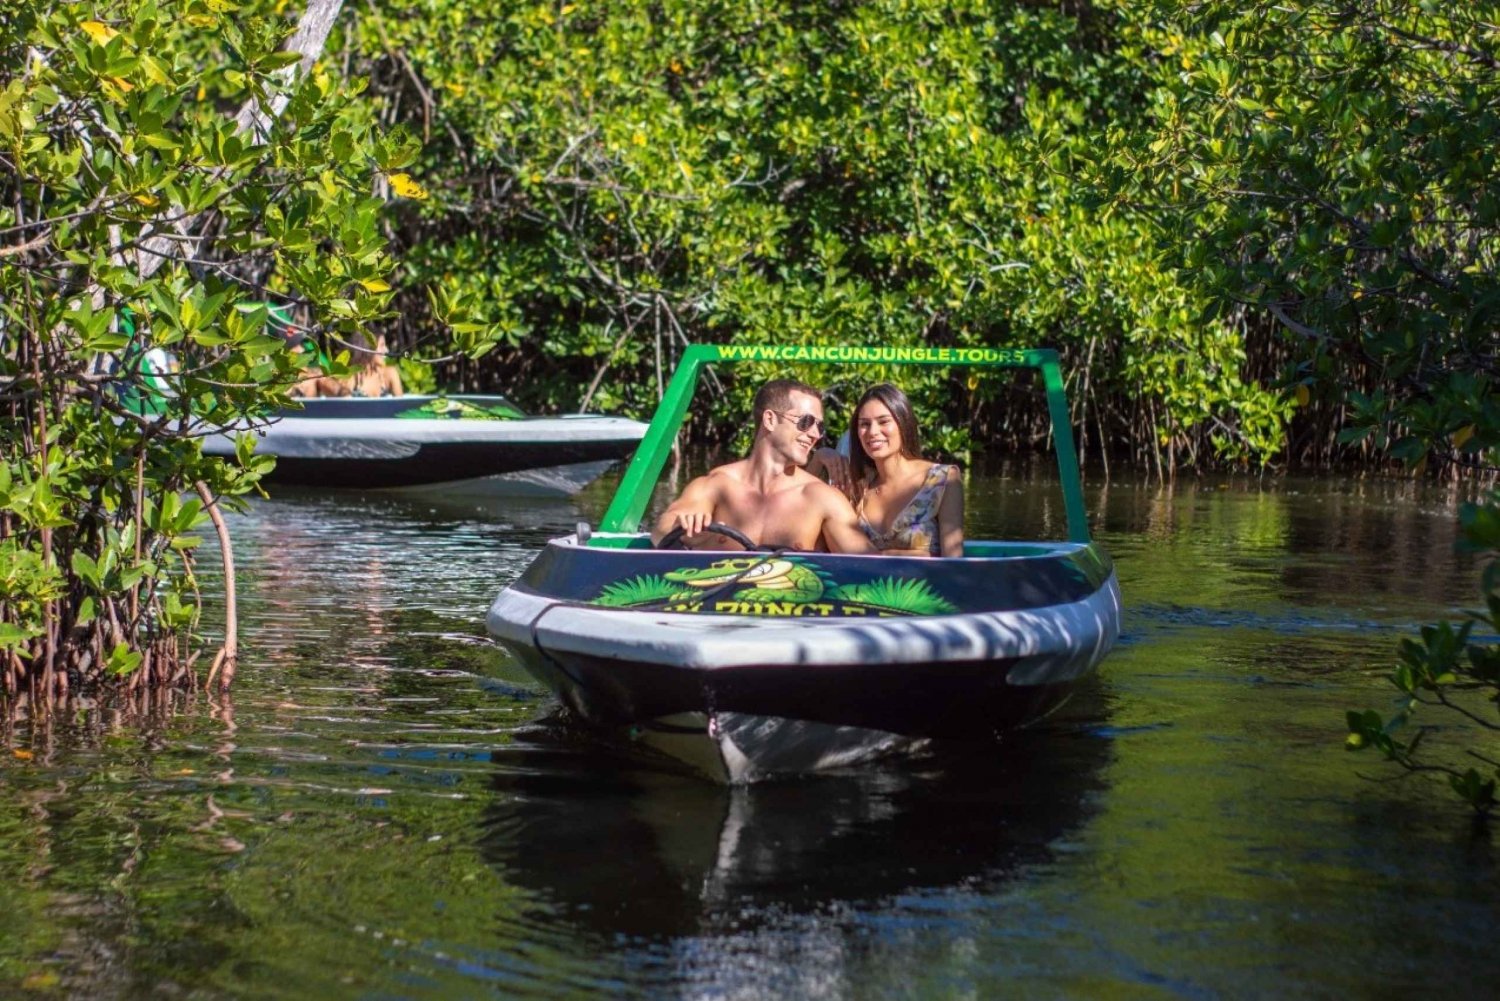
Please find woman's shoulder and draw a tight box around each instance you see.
[927,462,961,484]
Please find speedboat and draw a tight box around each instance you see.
[485,344,1120,779]
[201,395,649,497]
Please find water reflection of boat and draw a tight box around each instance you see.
[484,345,1121,780]
[255,483,591,538]
[202,395,648,496]
[478,711,1110,941]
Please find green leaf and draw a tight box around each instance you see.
[0,622,40,654]
[105,643,143,677]
[70,551,102,588]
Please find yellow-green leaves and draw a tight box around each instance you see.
[386,172,428,199]
[1,0,420,689]
[80,21,121,45]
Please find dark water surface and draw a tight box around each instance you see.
[2,466,1497,998]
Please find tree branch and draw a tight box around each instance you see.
[129,0,349,281]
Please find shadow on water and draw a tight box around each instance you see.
[476,695,1114,943]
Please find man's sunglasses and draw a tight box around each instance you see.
[771,409,827,436]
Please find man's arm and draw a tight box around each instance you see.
[652,474,721,544]
[812,482,877,554]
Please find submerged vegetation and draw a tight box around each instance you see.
[1345,495,1499,815]
[1,0,1496,809]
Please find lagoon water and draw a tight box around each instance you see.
[2,464,1497,998]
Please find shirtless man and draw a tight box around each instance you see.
[652,379,875,553]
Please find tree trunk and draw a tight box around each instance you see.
[130,0,349,278]
[196,482,238,694]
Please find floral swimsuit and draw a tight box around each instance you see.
[858,463,956,555]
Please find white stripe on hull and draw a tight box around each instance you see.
[487,573,1120,682]
[201,415,647,458]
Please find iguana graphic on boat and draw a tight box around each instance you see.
[595,556,958,615]
[665,558,832,602]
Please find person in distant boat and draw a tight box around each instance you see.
[652,378,876,553]
[275,316,343,399]
[288,369,343,398]
[815,383,964,557]
[287,354,343,398]
[328,332,404,398]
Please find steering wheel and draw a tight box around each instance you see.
[657,521,763,551]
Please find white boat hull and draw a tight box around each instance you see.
[201,398,646,494]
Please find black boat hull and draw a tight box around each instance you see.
[486,537,1121,777]
[264,438,639,489]
[516,647,1079,740]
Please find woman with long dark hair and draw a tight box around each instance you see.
[842,383,964,557]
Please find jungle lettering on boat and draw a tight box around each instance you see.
[591,556,958,617]
[706,601,896,617]
[713,344,1029,366]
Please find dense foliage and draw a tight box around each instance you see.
[1095,0,1498,472]
[348,0,1292,462]
[0,0,483,698]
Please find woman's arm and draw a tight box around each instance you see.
[937,465,965,558]
[804,446,851,494]
[316,374,351,397]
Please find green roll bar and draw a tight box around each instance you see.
[598,344,1092,544]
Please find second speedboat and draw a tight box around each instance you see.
[202,394,648,497]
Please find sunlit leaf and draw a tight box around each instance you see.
[80,21,119,44]
[386,172,428,200]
